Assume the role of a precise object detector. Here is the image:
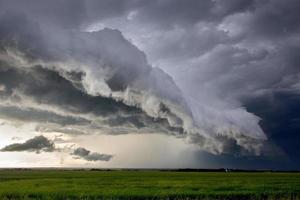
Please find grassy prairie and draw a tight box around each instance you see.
[0,170,299,199]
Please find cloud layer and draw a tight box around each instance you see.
[0,12,266,155]
[0,0,299,166]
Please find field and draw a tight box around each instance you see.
[0,170,299,200]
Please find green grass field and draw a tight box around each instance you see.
[0,170,299,200]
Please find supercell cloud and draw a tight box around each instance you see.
[0,0,299,168]
[0,12,262,155]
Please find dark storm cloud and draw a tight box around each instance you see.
[0,0,300,165]
[0,12,190,141]
[0,62,178,135]
[243,91,300,169]
[173,0,300,166]
[72,147,113,162]
[0,64,138,117]
[0,135,55,153]
[98,0,300,163]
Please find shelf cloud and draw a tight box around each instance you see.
[0,12,267,155]
[0,0,300,168]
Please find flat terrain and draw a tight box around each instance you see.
[0,170,299,199]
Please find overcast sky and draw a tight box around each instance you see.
[0,0,299,169]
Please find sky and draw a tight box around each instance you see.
[0,0,299,169]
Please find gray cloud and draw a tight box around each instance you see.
[0,135,55,153]
[1,135,114,162]
[0,62,181,136]
[0,6,267,155]
[72,147,113,162]
[0,0,299,164]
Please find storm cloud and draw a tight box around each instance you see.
[0,0,299,168]
[0,11,261,155]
